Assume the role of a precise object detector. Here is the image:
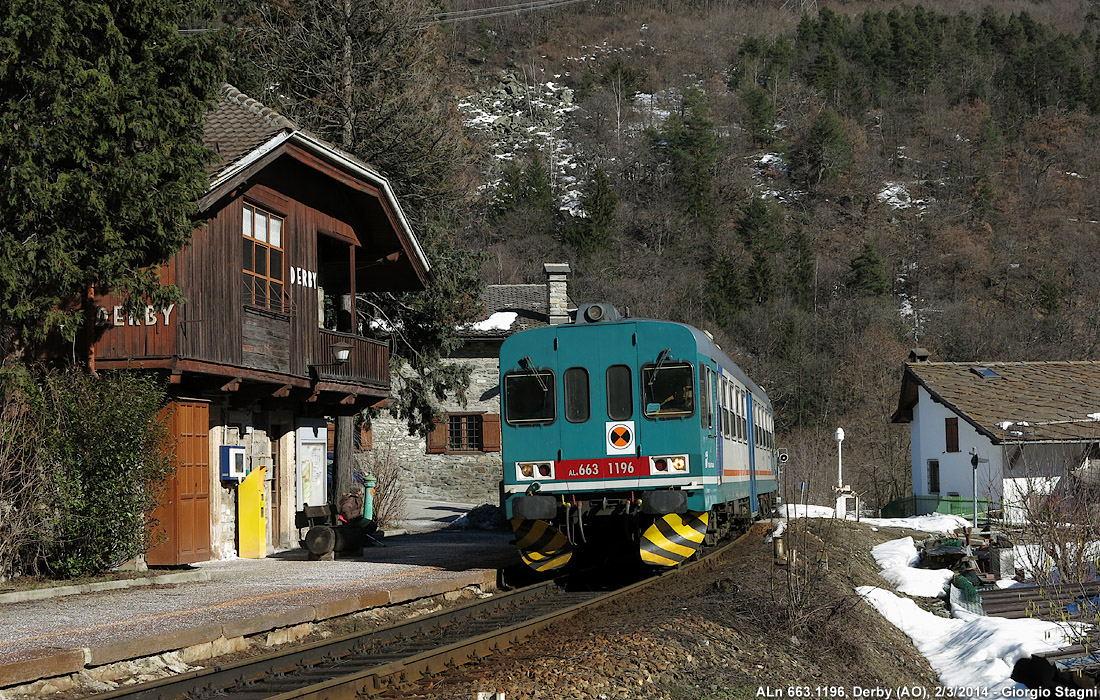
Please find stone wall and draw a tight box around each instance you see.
[369,355,502,506]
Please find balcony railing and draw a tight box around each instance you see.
[315,330,390,389]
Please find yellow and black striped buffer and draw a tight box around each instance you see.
[640,511,709,567]
[511,519,572,572]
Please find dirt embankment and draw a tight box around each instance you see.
[402,519,940,700]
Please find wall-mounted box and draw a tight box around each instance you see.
[220,445,248,480]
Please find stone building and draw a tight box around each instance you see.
[370,263,573,505]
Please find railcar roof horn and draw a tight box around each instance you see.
[577,302,622,323]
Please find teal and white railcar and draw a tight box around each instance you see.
[501,303,778,571]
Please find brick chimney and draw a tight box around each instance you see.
[544,262,571,325]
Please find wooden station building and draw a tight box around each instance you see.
[87,85,431,563]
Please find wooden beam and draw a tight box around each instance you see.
[169,370,183,385]
[307,388,322,403]
[339,393,356,406]
[272,384,292,398]
[220,377,242,393]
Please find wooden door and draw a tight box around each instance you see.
[147,400,211,565]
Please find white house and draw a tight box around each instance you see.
[891,350,1100,519]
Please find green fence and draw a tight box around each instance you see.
[880,494,992,519]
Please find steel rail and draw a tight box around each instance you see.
[93,534,745,700]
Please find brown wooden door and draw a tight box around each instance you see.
[147,400,211,565]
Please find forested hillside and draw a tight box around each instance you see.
[440,0,1100,508]
[221,0,1100,508]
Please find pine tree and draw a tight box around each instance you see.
[786,229,816,311]
[801,107,853,188]
[741,85,776,146]
[736,197,780,251]
[705,255,747,325]
[747,245,775,305]
[0,0,222,358]
[523,157,555,215]
[565,166,617,255]
[660,86,719,230]
[848,241,892,297]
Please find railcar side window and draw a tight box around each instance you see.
[564,368,590,423]
[699,364,709,430]
[503,370,556,425]
[642,362,694,418]
[606,365,633,420]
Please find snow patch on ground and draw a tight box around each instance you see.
[871,536,954,598]
[857,586,1081,692]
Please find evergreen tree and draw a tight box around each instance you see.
[747,245,775,305]
[523,157,555,215]
[705,255,747,325]
[741,85,776,146]
[492,160,526,217]
[660,87,719,230]
[0,0,222,358]
[800,107,853,188]
[736,197,780,251]
[848,241,892,297]
[564,166,616,255]
[786,229,816,311]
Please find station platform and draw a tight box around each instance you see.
[0,501,516,694]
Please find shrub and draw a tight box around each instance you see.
[356,444,407,528]
[3,368,174,579]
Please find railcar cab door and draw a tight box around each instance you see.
[553,319,640,474]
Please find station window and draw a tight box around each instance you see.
[642,361,694,419]
[242,203,288,313]
[564,367,590,423]
[928,459,941,494]
[606,365,633,420]
[504,369,556,425]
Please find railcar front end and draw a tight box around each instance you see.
[500,303,777,572]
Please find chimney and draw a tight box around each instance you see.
[544,262,571,325]
[908,347,931,362]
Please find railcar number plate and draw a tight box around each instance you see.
[558,457,648,480]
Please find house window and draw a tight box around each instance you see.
[427,413,501,454]
[449,414,482,451]
[242,203,287,312]
[945,417,959,453]
[928,459,940,494]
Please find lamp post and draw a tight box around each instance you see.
[835,427,845,489]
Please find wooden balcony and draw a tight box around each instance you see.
[314,329,390,389]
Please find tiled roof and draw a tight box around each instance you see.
[203,84,296,177]
[893,361,1100,443]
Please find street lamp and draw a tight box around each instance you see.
[309,341,354,379]
[835,427,845,489]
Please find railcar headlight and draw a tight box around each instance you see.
[649,454,689,476]
[516,461,554,480]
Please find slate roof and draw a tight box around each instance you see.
[892,361,1100,443]
[459,284,575,338]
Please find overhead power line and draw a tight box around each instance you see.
[423,0,587,25]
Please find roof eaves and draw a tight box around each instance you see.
[287,131,430,280]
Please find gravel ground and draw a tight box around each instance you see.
[395,519,941,700]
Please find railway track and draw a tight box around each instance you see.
[93,534,745,700]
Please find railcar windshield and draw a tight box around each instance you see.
[503,370,556,425]
[642,362,695,418]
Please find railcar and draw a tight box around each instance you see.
[500,302,778,571]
